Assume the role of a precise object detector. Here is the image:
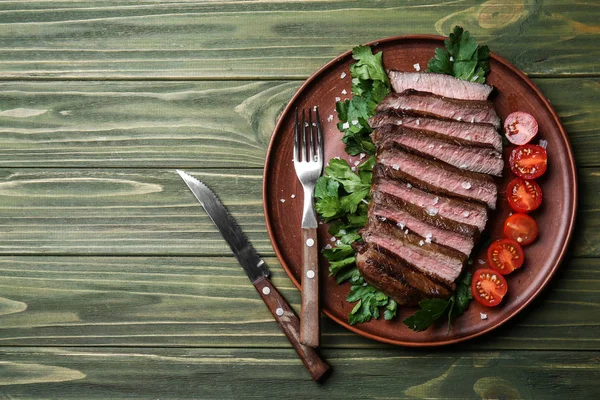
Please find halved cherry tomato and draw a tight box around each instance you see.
[504,213,539,246]
[471,268,508,307]
[487,239,525,275]
[509,144,547,179]
[504,111,538,145]
[506,177,543,213]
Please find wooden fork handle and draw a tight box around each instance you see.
[300,227,320,348]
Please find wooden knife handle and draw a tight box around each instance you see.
[254,276,330,382]
[300,227,320,347]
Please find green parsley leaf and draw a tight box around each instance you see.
[402,270,474,333]
[349,45,390,86]
[426,26,490,83]
[336,45,390,155]
[448,272,473,324]
[347,284,390,325]
[384,299,398,320]
[403,299,450,332]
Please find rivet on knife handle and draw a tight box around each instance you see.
[254,276,330,382]
[300,227,320,347]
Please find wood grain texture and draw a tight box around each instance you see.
[0,1,597,79]
[0,78,596,168]
[300,227,320,348]
[0,256,597,351]
[0,167,597,256]
[0,81,297,168]
[0,347,598,398]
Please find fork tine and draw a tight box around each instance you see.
[302,109,308,162]
[308,110,315,162]
[294,108,300,162]
[315,107,323,163]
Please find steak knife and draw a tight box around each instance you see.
[176,170,330,382]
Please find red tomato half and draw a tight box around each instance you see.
[487,239,525,275]
[506,177,543,213]
[504,213,539,246]
[509,145,548,179]
[471,268,509,307]
[504,111,538,145]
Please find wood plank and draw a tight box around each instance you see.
[0,256,597,351]
[0,1,597,79]
[0,78,597,168]
[0,347,597,398]
[0,167,597,256]
[0,81,298,168]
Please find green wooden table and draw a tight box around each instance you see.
[0,1,598,398]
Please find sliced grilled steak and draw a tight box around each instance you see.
[370,192,475,255]
[369,110,503,152]
[376,146,499,208]
[373,173,489,232]
[372,124,504,177]
[356,249,424,305]
[370,190,479,238]
[376,90,501,129]
[362,217,465,285]
[388,71,494,100]
[356,247,451,305]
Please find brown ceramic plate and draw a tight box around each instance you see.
[263,35,577,346]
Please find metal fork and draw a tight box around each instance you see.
[293,107,323,348]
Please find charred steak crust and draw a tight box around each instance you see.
[370,190,479,239]
[369,110,503,152]
[376,90,501,129]
[375,146,499,209]
[372,124,504,177]
[361,218,466,285]
[373,168,489,233]
[356,250,426,306]
[356,248,451,306]
[387,70,494,101]
[369,193,476,256]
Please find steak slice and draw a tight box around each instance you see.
[388,71,494,101]
[376,90,501,129]
[370,191,475,256]
[373,124,504,177]
[356,247,451,305]
[376,146,499,209]
[373,173,489,232]
[369,110,503,152]
[361,217,465,285]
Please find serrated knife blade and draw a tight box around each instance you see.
[176,170,269,282]
[176,170,330,381]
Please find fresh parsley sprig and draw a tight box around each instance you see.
[402,272,473,332]
[336,45,391,156]
[427,26,490,83]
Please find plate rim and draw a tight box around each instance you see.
[262,34,578,346]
